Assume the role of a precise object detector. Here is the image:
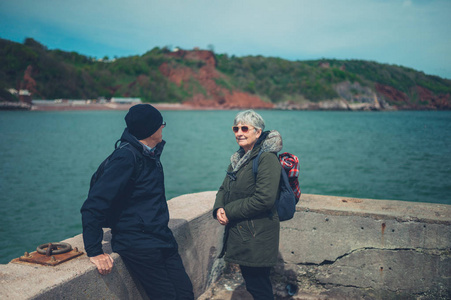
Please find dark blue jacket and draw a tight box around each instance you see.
[81,128,177,257]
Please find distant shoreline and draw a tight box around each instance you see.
[1,102,266,112]
[22,102,237,111]
[22,102,262,111]
[0,101,231,111]
[28,103,448,112]
[30,102,203,111]
[2,101,450,112]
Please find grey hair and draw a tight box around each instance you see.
[233,110,265,131]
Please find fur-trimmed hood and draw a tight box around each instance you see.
[230,130,283,172]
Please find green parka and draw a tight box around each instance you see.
[213,131,282,267]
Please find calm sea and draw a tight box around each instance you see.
[1,110,450,263]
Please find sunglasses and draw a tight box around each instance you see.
[162,121,166,127]
[232,125,254,133]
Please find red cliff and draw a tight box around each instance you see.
[160,50,274,109]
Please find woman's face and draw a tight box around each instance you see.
[233,122,262,152]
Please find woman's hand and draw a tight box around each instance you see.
[89,253,114,275]
[216,208,229,225]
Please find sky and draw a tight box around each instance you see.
[1,0,451,79]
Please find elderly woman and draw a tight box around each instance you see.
[213,109,282,300]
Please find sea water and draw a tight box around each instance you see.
[0,110,450,263]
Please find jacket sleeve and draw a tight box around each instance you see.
[212,165,232,219]
[80,149,135,257]
[224,152,281,220]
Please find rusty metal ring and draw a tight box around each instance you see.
[36,242,72,255]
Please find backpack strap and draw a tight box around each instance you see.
[117,141,143,183]
[129,146,143,182]
[90,140,144,190]
[252,150,264,180]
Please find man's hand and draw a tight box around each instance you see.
[89,253,114,275]
[216,208,229,225]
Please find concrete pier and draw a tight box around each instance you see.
[0,192,450,299]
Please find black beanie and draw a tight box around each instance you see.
[125,104,163,140]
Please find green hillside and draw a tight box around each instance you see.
[1,38,450,110]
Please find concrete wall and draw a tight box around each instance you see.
[275,194,451,299]
[0,192,223,300]
[1,192,450,299]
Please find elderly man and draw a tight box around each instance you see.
[81,104,193,299]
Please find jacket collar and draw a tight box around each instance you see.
[120,128,165,158]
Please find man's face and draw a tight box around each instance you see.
[149,124,165,144]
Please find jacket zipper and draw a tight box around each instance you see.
[155,158,163,172]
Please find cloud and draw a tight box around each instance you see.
[0,0,450,78]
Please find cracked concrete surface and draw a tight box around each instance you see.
[274,194,451,299]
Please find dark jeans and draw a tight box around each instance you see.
[240,265,274,300]
[119,247,194,300]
